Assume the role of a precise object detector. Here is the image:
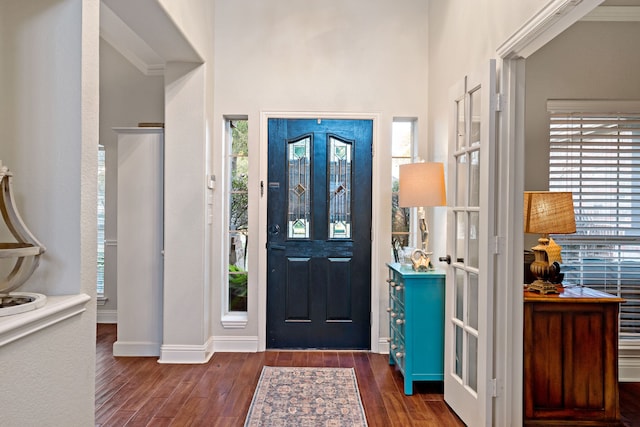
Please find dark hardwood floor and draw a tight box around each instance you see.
[96,324,640,426]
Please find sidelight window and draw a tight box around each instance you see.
[226,118,249,313]
[391,119,417,258]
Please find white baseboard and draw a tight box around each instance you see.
[619,343,640,381]
[158,336,214,364]
[113,340,160,357]
[619,354,640,382]
[97,309,117,324]
[212,335,259,352]
[378,337,390,354]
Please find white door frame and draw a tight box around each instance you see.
[493,0,604,425]
[257,111,381,352]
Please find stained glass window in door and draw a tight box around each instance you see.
[329,137,352,239]
[288,137,311,239]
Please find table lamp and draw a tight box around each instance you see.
[523,191,576,294]
[398,162,446,271]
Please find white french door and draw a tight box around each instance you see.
[443,60,497,426]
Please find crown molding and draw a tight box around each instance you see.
[581,6,640,21]
[497,0,605,59]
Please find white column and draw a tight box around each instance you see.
[113,127,164,357]
[159,62,212,364]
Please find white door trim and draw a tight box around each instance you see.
[257,111,381,352]
[494,0,602,425]
[497,0,605,60]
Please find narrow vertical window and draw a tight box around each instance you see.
[287,137,311,239]
[328,136,352,239]
[227,118,249,312]
[97,145,105,296]
[391,119,416,260]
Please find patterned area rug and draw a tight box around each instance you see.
[244,366,368,426]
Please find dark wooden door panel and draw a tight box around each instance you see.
[326,257,353,321]
[284,257,311,321]
[267,118,372,349]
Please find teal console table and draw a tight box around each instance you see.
[387,263,445,395]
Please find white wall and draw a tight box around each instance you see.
[525,21,640,192]
[211,0,429,345]
[0,0,97,424]
[99,37,164,317]
[426,0,550,260]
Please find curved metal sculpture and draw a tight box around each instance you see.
[0,161,46,293]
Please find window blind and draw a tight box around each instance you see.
[548,101,640,340]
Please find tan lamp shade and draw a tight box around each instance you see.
[524,191,576,235]
[398,162,447,208]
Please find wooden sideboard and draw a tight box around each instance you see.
[524,285,624,426]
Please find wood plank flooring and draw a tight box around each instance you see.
[96,324,640,426]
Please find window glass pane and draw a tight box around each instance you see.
[228,233,247,311]
[392,120,415,256]
[392,158,411,248]
[470,88,481,146]
[97,147,105,295]
[455,268,465,321]
[288,137,311,239]
[469,150,480,207]
[231,157,248,190]
[230,193,248,230]
[455,211,466,264]
[468,211,479,268]
[456,153,467,207]
[227,118,248,313]
[231,120,248,155]
[468,272,478,330]
[328,137,352,239]
[457,98,465,150]
[455,324,463,378]
[392,121,413,157]
[467,333,478,392]
[548,107,640,339]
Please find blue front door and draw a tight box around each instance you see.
[266,118,372,349]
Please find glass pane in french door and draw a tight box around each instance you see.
[457,97,466,150]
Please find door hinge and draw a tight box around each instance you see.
[493,236,503,255]
[495,93,504,112]
[371,143,375,158]
[490,378,498,397]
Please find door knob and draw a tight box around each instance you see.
[268,224,280,236]
[439,255,451,264]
